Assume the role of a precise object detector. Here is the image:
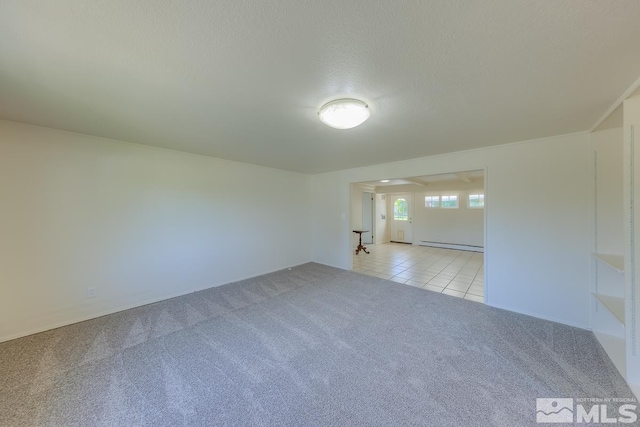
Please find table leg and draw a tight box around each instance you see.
[355,232,370,255]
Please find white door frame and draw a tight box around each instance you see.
[387,193,414,244]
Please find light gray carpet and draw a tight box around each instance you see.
[0,263,634,426]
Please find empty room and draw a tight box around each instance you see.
[2,1,640,426]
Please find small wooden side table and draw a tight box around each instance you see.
[352,230,370,255]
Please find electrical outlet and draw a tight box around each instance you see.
[87,287,96,298]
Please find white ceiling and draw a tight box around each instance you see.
[2,1,640,174]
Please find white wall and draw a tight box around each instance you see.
[310,133,593,328]
[350,183,364,231]
[0,120,311,342]
[593,127,624,256]
[384,180,484,247]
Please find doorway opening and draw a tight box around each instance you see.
[349,169,486,304]
[362,192,374,245]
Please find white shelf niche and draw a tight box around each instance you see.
[593,293,625,325]
[593,253,625,274]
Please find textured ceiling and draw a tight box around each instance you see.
[1,1,640,173]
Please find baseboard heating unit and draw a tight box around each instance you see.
[419,241,484,253]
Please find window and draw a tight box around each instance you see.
[394,198,408,220]
[468,194,484,208]
[424,195,440,208]
[441,194,459,208]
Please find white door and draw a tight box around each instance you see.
[362,192,374,244]
[389,194,413,243]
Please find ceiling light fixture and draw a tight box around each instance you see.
[318,98,370,130]
[380,180,390,183]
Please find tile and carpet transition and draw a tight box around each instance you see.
[0,263,634,426]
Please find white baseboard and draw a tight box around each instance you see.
[315,260,349,271]
[487,302,590,331]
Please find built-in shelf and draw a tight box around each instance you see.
[593,293,625,325]
[593,253,625,274]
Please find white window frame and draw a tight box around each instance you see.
[468,193,484,209]
[441,194,459,209]
[424,195,440,208]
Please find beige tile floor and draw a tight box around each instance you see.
[352,243,485,303]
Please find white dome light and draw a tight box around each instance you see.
[318,99,370,130]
